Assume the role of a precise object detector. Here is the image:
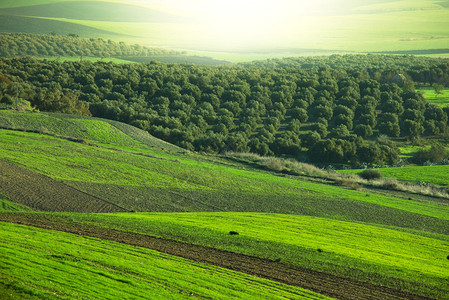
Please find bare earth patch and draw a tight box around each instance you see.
[0,160,127,212]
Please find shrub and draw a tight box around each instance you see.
[358,169,383,181]
[412,144,448,164]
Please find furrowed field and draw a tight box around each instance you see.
[1,112,449,224]
[0,221,328,299]
[1,0,449,298]
[1,111,449,298]
[56,212,449,299]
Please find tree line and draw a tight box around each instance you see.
[1,54,448,166]
[0,33,183,58]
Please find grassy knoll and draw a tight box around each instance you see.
[0,110,181,151]
[420,88,449,107]
[1,111,449,298]
[0,221,327,300]
[50,212,449,299]
[343,165,449,187]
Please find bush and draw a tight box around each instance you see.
[358,169,383,181]
[412,144,448,164]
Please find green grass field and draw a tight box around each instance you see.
[0,221,328,299]
[420,88,449,107]
[344,165,449,187]
[1,111,449,298]
[2,125,449,226]
[59,212,448,298]
[1,111,449,222]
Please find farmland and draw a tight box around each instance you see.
[1,111,449,298]
[343,165,449,187]
[0,0,448,59]
[0,1,449,297]
[0,221,329,299]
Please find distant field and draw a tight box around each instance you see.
[0,0,448,58]
[0,221,326,299]
[420,88,449,107]
[0,14,121,39]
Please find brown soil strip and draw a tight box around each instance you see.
[0,212,431,300]
[0,160,127,212]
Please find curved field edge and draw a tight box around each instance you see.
[0,110,182,151]
[0,221,329,300]
[0,194,31,212]
[55,211,448,299]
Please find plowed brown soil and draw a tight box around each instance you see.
[0,160,127,212]
[0,212,431,300]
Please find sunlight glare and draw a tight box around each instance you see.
[134,0,343,50]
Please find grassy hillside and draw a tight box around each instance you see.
[0,1,184,23]
[342,165,449,187]
[0,14,121,38]
[0,110,182,151]
[1,111,448,298]
[60,212,449,299]
[2,123,449,227]
[0,221,328,299]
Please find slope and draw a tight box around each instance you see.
[0,221,329,299]
[0,111,448,233]
[1,111,448,299]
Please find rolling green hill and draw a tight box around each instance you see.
[0,111,448,298]
[0,1,185,23]
[0,0,448,59]
[0,14,121,38]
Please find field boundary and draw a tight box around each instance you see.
[0,212,430,300]
[0,160,128,212]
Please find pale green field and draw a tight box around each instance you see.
[1,0,448,60]
[0,221,328,299]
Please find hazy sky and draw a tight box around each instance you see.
[131,0,343,50]
[125,0,448,52]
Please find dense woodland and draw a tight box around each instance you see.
[1,35,449,166]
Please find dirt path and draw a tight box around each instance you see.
[0,160,127,212]
[0,212,431,300]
